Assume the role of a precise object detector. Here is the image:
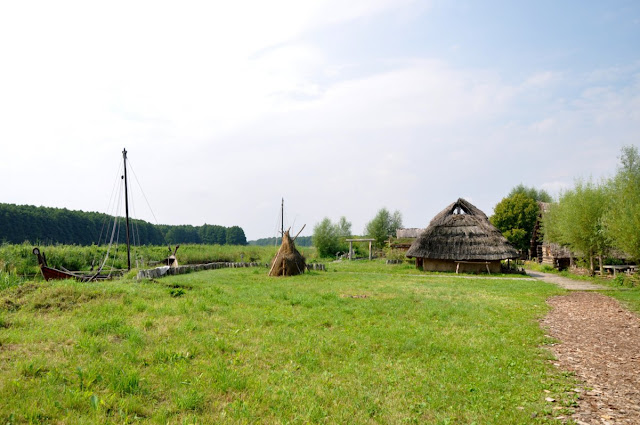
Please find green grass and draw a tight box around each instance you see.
[0,261,578,424]
[607,289,640,315]
[599,273,640,314]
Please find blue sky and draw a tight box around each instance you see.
[1,0,638,240]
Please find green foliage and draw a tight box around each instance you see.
[540,265,555,273]
[508,184,552,203]
[312,217,345,258]
[542,179,610,274]
[198,224,227,245]
[162,225,200,244]
[364,208,403,248]
[490,193,539,252]
[169,288,186,297]
[502,228,529,251]
[336,216,351,237]
[249,236,313,247]
[0,261,24,290]
[603,145,640,261]
[383,247,407,261]
[225,226,247,246]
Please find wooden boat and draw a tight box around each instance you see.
[33,149,135,282]
[32,247,115,282]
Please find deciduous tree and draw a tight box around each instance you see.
[364,208,403,248]
[604,145,640,261]
[490,193,539,253]
[313,218,341,258]
[542,180,610,275]
[508,184,552,203]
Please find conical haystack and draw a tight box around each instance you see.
[269,230,306,277]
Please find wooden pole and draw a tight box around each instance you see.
[369,241,372,260]
[292,224,306,241]
[268,244,284,276]
[122,148,131,271]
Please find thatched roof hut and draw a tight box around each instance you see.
[269,230,306,277]
[406,198,518,273]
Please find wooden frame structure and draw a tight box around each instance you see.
[345,238,375,260]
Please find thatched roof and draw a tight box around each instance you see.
[268,230,306,277]
[396,228,423,238]
[406,198,519,261]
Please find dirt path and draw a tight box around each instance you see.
[540,292,640,424]
[527,271,611,291]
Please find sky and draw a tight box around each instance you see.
[1,0,639,241]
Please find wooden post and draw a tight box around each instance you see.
[122,148,131,271]
[349,241,353,260]
[369,241,372,260]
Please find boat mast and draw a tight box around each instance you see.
[123,148,131,271]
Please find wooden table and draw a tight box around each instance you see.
[603,265,636,277]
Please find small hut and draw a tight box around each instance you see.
[269,230,306,277]
[406,198,518,273]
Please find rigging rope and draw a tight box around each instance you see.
[91,174,124,279]
[127,158,159,225]
[97,160,124,247]
[109,184,123,275]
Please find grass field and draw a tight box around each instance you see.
[0,260,581,424]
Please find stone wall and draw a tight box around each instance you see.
[137,261,327,279]
[137,262,264,279]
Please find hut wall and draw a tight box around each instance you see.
[421,259,502,273]
[541,244,572,270]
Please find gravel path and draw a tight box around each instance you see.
[527,271,611,291]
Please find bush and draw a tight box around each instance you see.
[612,274,637,288]
[613,275,626,286]
[384,248,406,261]
[313,218,345,258]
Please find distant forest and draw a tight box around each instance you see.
[249,236,313,247]
[0,203,247,246]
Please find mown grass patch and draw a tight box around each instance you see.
[0,263,576,424]
[603,286,640,314]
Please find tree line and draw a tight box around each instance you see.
[0,203,246,246]
[249,236,313,247]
